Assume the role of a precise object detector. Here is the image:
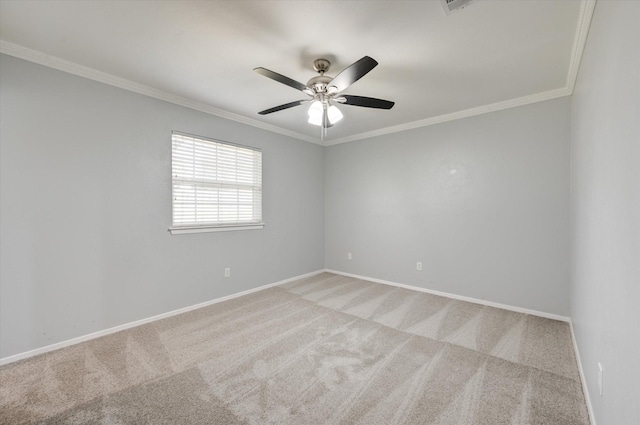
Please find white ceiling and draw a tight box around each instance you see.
[0,0,593,145]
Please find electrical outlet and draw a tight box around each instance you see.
[598,362,603,396]
[224,268,231,278]
[417,262,423,271]
[347,252,352,260]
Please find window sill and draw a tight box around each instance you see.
[169,223,265,235]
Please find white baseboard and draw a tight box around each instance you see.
[325,269,571,322]
[0,268,576,365]
[0,269,325,366]
[570,320,597,425]
[324,269,596,422]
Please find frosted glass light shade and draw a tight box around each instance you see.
[307,100,323,126]
[327,105,343,124]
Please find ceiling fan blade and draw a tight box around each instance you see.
[258,100,305,115]
[254,67,311,93]
[328,56,378,93]
[340,95,395,109]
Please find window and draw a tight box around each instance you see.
[170,132,263,234]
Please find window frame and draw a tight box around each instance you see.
[169,131,264,235]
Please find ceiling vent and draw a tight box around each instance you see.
[440,0,477,15]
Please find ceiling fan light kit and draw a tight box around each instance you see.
[254,56,394,139]
[307,100,343,127]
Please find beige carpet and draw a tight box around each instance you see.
[0,272,589,424]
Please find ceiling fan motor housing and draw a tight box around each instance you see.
[307,75,332,93]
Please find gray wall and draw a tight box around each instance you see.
[0,55,325,359]
[325,98,571,316]
[5,13,639,425]
[570,1,640,424]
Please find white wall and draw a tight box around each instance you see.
[0,55,325,359]
[325,97,571,316]
[570,1,640,424]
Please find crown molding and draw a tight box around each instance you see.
[324,87,572,146]
[324,0,596,146]
[566,0,596,92]
[0,40,320,145]
[0,0,595,147]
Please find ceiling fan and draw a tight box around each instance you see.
[254,56,394,136]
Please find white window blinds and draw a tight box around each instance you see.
[171,132,262,230]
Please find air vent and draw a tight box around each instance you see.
[440,0,477,15]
